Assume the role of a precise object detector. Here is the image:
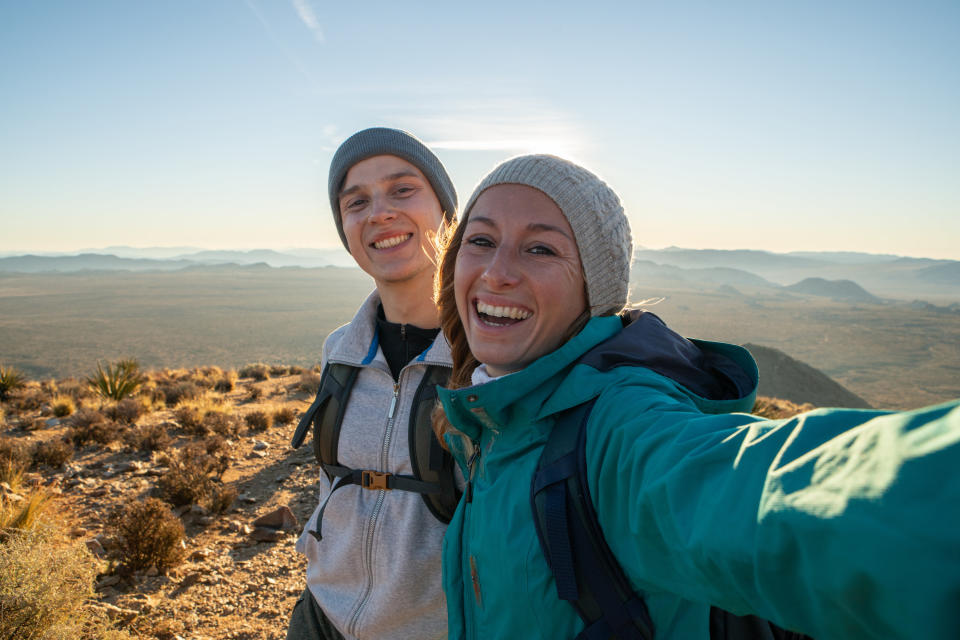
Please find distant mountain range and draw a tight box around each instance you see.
[2,246,958,303]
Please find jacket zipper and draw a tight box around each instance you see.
[347,379,400,636]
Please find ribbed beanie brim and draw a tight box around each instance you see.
[460,154,632,317]
[328,127,458,250]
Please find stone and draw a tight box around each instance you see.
[248,450,268,459]
[250,526,283,542]
[45,417,60,428]
[252,440,269,451]
[252,505,298,531]
[96,574,122,590]
[179,572,202,589]
[86,538,107,558]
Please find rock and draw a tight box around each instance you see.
[96,574,123,590]
[145,565,159,577]
[190,504,210,516]
[253,440,270,451]
[248,450,268,459]
[237,493,257,504]
[250,526,283,542]
[69,526,88,537]
[179,572,202,589]
[86,538,107,558]
[45,417,60,428]
[173,504,192,517]
[252,505,298,531]
[28,418,47,431]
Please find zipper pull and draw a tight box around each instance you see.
[387,382,399,419]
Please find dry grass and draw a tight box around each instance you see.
[238,362,270,381]
[752,396,816,420]
[51,394,76,417]
[1,489,55,538]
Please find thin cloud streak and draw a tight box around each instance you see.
[291,0,325,43]
[243,0,319,88]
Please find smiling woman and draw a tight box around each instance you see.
[431,154,960,640]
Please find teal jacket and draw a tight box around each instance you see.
[437,313,960,639]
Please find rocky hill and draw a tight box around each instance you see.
[744,343,873,409]
[783,277,882,304]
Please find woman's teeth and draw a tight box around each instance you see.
[476,301,531,322]
[373,234,411,249]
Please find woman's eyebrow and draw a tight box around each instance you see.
[527,222,572,239]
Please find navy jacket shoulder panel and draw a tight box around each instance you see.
[577,310,753,401]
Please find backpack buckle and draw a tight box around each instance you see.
[361,470,391,491]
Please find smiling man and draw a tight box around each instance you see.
[287,128,459,640]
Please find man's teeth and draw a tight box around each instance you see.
[374,234,411,249]
[476,301,531,320]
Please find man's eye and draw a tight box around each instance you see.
[346,198,367,209]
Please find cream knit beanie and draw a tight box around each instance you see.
[460,154,632,317]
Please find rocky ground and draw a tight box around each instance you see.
[3,368,812,640]
[3,372,323,640]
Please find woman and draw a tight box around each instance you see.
[432,154,960,639]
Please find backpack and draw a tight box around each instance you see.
[291,362,460,540]
[531,399,813,640]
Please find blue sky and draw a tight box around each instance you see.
[2,0,958,259]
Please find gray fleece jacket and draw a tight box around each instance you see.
[295,291,452,640]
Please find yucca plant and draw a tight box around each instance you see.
[0,364,26,402]
[86,358,144,401]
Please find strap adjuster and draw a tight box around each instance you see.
[361,470,391,491]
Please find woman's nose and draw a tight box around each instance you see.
[481,249,520,289]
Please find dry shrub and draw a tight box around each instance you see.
[213,370,238,393]
[66,408,121,447]
[273,406,297,426]
[107,497,185,574]
[269,364,290,377]
[0,527,102,639]
[159,381,202,407]
[207,485,237,514]
[245,410,273,432]
[105,396,149,425]
[296,371,323,395]
[32,438,74,468]
[752,396,816,420]
[1,437,32,488]
[51,394,76,417]
[57,377,92,401]
[11,386,45,413]
[288,365,306,375]
[172,405,207,436]
[204,410,239,438]
[123,423,173,453]
[156,440,230,508]
[247,385,264,401]
[190,365,224,389]
[238,362,270,381]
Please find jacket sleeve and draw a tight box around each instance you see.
[585,377,960,639]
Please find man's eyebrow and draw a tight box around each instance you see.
[339,171,423,198]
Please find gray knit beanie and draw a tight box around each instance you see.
[328,127,458,250]
[460,154,632,317]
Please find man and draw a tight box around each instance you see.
[286,127,458,640]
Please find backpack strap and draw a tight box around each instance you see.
[408,365,461,523]
[531,399,655,640]
[292,362,459,539]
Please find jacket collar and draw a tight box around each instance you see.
[326,289,452,369]
[438,316,623,441]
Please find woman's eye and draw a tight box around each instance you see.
[466,236,494,248]
[394,185,415,196]
[345,198,366,210]
[529,245,556,256]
